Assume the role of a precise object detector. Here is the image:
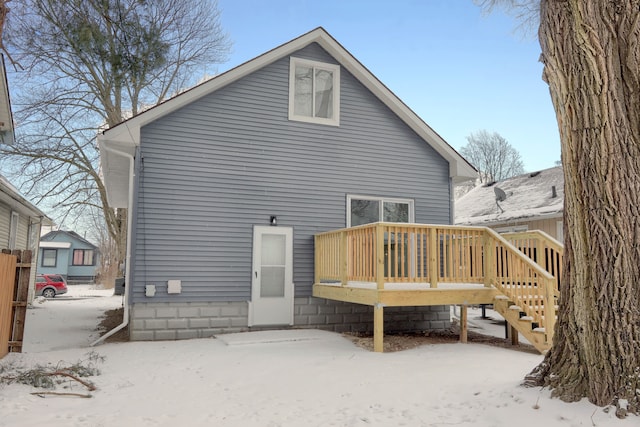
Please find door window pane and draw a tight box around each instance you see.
[261,234,285,265]
[261,234,286,297]
[260,266,285,297]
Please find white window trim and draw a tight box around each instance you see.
[288,57,340,126]
[8,211,19,249]
[346,195,415,227]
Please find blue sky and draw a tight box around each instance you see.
[216,0,560,172]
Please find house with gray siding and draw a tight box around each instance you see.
[1,174,52,258]
[98,28,476,341]
[38,230,99,283]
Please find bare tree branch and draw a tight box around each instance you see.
[1,0,231,273]
[460,130,525,183]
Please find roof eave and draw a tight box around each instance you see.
[0,183,53,224]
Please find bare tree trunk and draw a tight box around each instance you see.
[528,0,640,416]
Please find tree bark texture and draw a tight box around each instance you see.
[532,0,640,415]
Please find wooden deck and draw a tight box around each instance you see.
[313,223,562,353]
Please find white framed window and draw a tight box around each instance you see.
[289,57,340,126]
[42,248,57,267]
[8,211,19,249]
[347,195,415,227]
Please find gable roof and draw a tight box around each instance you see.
[0,173,52,222]
[99,27,476,208]
[455,166,564,226]
[41,230,98,249]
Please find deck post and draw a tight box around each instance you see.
[340,230,348,286]
[373,303,384,352]
[510,325,519,346]
[483,232,495,287]
[428,227,438,288]
[376,224,385,290]
[459,304,468,343]
[314,235,320,285]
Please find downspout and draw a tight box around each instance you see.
[91,142,135,346]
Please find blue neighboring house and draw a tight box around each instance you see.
[38,230,99,283]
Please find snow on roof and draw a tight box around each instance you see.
[455,166,564,225]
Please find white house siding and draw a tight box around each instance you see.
[1,204,30,250]
[15,215,29,249]
[128,43,452,339]
[0,204,9,247]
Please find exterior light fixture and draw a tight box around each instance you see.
[270,215,277,226]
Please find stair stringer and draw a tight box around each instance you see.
[492,295,551,354]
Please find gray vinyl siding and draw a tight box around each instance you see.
[131,43,451,304]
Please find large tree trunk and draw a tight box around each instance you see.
[528,0,640,416]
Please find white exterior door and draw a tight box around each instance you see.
[248,226,294,326]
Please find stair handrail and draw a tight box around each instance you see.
[502,229,563,295]
[484,228,557,345]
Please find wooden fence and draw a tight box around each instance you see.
[0,250,31,358]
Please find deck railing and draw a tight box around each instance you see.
[315,223,558,342]
[502,230,563,292]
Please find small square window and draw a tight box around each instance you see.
[289,57,340,126]
[42,249,57,267]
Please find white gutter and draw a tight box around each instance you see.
[91,141,135,346]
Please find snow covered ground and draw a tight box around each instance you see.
[0,285,631,426]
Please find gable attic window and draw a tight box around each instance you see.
[289,57,340,126]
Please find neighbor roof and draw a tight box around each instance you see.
[0,173,52,223]
[455,166,564,226]
[99,27,476,208]
[41,230,98,249]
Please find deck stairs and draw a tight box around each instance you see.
[489,231,563,354]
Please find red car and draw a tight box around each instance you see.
[36,274,68,298]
